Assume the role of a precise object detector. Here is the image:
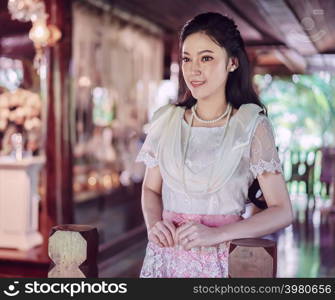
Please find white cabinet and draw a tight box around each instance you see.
[0,156,45,250]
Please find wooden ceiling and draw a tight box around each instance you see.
[105,0,335,75]
[1,0,335,74]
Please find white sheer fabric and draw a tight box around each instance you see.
[249,116,283,178]
[136,105,283,215]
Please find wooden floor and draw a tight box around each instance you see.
[101,193,335,278]
[277,193,335,277]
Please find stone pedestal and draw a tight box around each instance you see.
[0,156,45,250]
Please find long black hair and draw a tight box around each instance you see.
[176,12,266,115]
[176,12,267,208]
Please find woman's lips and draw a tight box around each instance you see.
[190,80,206,88]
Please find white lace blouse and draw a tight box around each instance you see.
[136,106,283,216]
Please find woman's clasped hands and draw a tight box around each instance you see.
[148,220,176,248]
[148,220,223,250]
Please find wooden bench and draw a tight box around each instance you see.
[48,225,277,278]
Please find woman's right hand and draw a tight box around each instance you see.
[148,220,176,248]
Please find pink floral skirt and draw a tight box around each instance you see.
[140,210,241,278]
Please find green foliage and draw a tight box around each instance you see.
[254,73,335,149]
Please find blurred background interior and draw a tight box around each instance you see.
[0,0,335,278]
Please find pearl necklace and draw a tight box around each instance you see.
[182,103,233,195]
[191,103,231,124]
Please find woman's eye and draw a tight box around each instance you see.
[202,56,213,62]
[182,57,190,62]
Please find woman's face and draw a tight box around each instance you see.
[181,32,232,101]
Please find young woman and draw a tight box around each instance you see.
[136,12,293,278]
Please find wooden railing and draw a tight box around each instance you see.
[48,225,98,278]
[48,225,276,278]
[228,238,276,277]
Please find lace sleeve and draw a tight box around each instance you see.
[135,147,159,168]
[135,104,176,168]
[135,106,169,169]
[249,116,283,179]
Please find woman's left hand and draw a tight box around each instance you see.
[175,221,223,250]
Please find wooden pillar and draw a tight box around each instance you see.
[41,0,74,241]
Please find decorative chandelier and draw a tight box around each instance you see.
[7,0,62,70]
[7,0,46,22]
